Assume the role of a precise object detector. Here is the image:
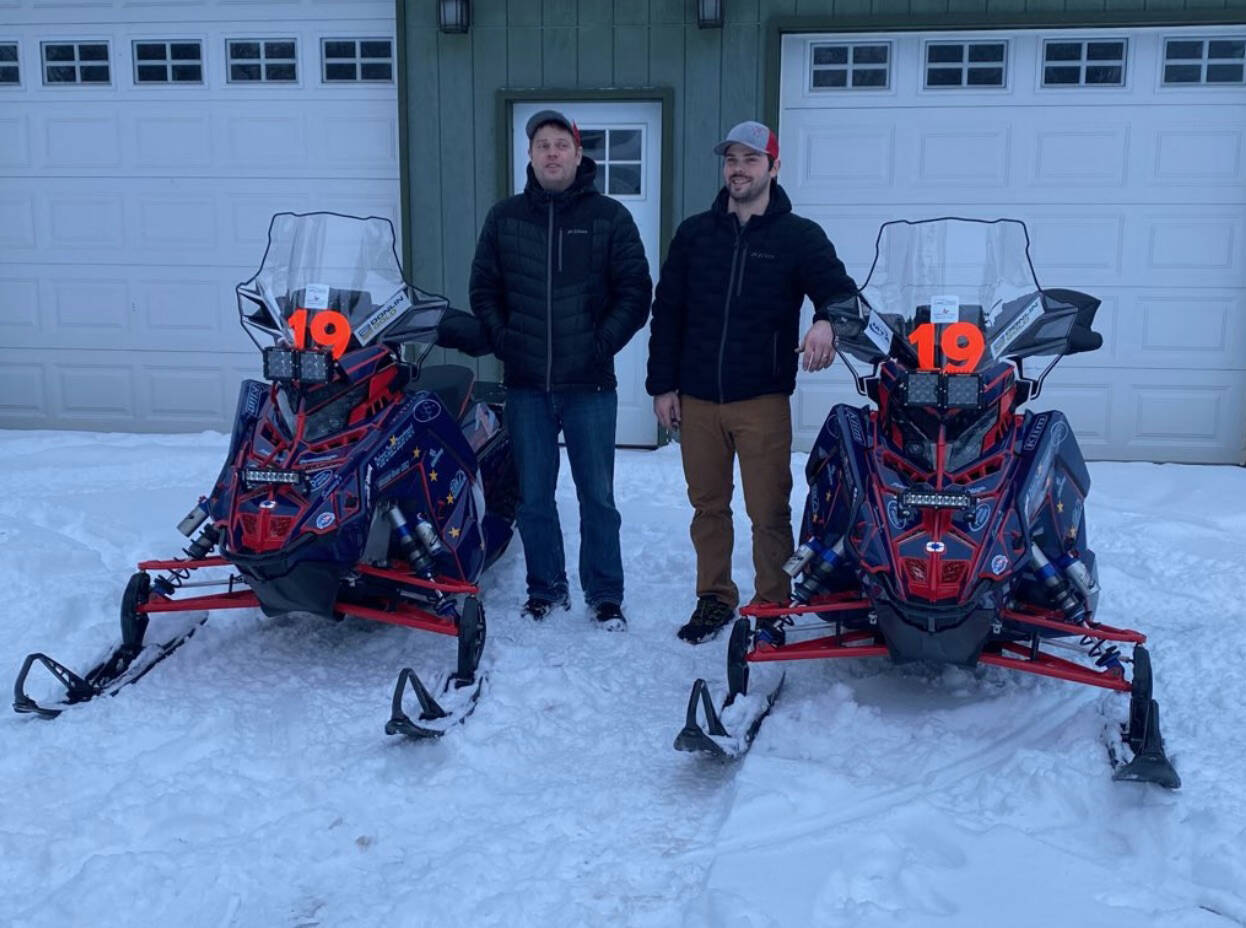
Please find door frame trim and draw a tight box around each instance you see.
[496,87,675,258]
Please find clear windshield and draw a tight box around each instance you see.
[236,212,445,351]
[858,218,1047,374]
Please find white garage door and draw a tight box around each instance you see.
[781,26,1246,464]
[0,0,400,432]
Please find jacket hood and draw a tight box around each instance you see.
[525,156,599,207]
[711,179,792,225]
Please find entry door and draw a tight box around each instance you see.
[511,100,661,447]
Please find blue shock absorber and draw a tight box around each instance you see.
[1029,543,1086,622]
[791,537,845,604]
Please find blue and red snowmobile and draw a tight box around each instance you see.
[14,212,516,738]
[675,217,1179,788]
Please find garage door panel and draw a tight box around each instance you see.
[1,278,41,331]
[136,196,220,249]
[1124,373,1244,457]
[44,115,123,168]
[916,127,1012,187]
[47,191,126,248]
[1134,293,1246,367]
[1150,125,1244,185]
[134,114,215,169]
[56,361,137,420]
[0,115,33,169]
[1,193,38,247]
[1031,125,1130,187]
[1144,216,1241,274]
[798,126,896,189]
[0,363,47,418]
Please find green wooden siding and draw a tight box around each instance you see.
[400,0,1246,378]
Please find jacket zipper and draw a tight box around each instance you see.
[558,229,564,273]
[546,200,554,391]
[717,225,744,404]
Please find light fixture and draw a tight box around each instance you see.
[438,0,469,34]
[697,0,724,28]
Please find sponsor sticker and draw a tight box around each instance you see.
[930,295,960,324]
[303,283,330,310]
[991,554,1009,574]
[925,541,946,554]
[412,398,442,423]
[354,286,412,345]
[315,511,335,529]
[864,312,894,354]
[990,295,1044,359]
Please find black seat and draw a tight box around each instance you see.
[408,364,475,420]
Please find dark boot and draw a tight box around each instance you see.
[677,596,735,645]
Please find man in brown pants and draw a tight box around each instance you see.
[646,121,858,643]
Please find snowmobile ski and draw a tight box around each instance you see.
[385,667,485,739]
[1108,645,1180,789]
[13,571,209,719]
[675,617,784,759]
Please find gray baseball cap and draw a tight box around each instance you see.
[713,120,779,159]
[525,109,581,145]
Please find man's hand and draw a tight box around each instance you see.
[799,319,837,372]
[653,392,681,430]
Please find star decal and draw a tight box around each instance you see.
[448,527,461,539]
[1057,500,1064,513]
[388,435,398,447]
[445,493,455,505]
[412,447,421,459]
[429,470,438,482]
[1067,524,1078,540]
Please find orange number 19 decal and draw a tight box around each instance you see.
[288,309,352,360]
[907,322,985,373]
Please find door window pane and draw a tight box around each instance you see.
[1041,39,1126,87]
[228,38,296,82]
[132,40,203,83]
[810,42,890,91]
[42,41,111,85]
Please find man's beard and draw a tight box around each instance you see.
[727,174,769,204]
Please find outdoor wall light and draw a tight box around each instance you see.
[697,0,724,28]
[438,0,470,34]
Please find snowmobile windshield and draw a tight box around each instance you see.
[828,217,1102,399]
[235,212,447,353]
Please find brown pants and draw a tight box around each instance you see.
[679,393,794,608]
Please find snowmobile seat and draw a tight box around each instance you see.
[408,364,475,420]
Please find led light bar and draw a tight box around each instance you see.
[900,488,973,510]
[243,468,302,487]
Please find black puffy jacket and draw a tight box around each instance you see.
[469,158,652,392]
[646,181,857,404]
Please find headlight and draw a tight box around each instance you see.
[263,347,296,381]
[263,347,332,384]
[945,374,982,409]
[905,371,940,406]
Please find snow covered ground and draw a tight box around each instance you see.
[1,429,1244,928]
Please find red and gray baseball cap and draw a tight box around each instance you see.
[713,120,779,159]
[525,109,581,146]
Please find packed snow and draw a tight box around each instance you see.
[1,428,1244,928]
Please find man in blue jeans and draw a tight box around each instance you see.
[469,110,651,629]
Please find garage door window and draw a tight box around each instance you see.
[1042,39,1126,86]
[322,38,392,82]
[1162,37,1245,85]
[227,39,297,83]
[924,41,1008,88]
[810,43,890,90]
[42,41,110,84]
[0,43,18,85]
[133,41,203,84]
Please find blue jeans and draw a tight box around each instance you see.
[505,388,624,607]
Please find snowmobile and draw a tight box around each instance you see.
[14,212,517,739]
[675,217,1179,788]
